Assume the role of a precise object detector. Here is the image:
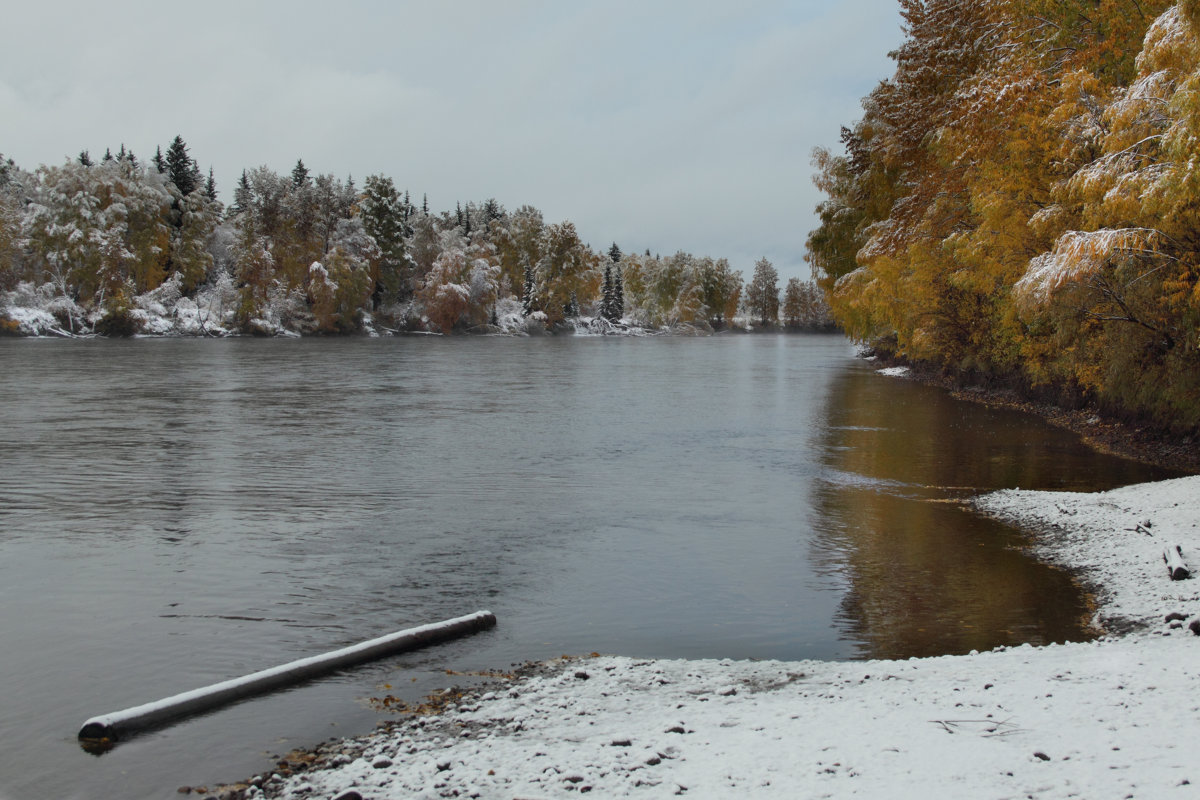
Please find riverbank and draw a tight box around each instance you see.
[209,475,1200,800]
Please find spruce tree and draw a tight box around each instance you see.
[608,242,622,263]
[601,264,614,321]
[165,135,197,195]
[422,193,429,214]
[483,198,502,231]
[102,148,114,162]
[521,258,536,317]
[360,173,409,305]
[291,159,310,189]
[78,150,93,167]
[153,146,166,173]
[189,159,203,194]
[231,170,252,217]
[614,266,624,320]
[204,167,218,202]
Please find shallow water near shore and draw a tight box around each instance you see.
[0,334,1175,799]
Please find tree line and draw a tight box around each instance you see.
[807,0,1200,432]
[0,141,831,336]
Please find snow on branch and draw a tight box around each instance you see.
[1015,228,1168,304]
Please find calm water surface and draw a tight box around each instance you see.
[0,335,1175,799]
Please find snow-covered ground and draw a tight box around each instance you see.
[229,475,1200,800]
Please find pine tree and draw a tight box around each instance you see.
[422,193,429,214]
[165,136,197,195]
[153,146,166,173]
[102,148,114,163]
[291,159,310,189]
[455,202,464,229]
[608,242,622,263]
[78,150,93,167]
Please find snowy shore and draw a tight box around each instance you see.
[226,476,1200,800]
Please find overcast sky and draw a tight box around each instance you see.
[0,1,903,281]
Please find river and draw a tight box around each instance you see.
[0,334,1174,799]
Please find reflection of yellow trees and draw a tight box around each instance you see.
[809,369,1152,660]
[818,486,1094,660]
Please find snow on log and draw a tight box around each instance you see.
[1164,545,1190,581]
[78,610,497,745]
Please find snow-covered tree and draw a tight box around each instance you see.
[744,258,779,327]
[359,173,411,306]
[165,135,199,196]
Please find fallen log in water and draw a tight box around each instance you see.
[1164,545,1190,581]
[78,610,496,747]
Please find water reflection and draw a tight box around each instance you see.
[0,336,1178,799]
[812,366,1177,659]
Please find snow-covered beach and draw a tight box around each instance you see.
[217,475,1200,800]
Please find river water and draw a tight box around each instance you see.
[0,334,1175,799]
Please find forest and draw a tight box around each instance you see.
[0,141,831,340]
[807,0,1200,432]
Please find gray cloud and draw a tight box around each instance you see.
[0,0,901,281]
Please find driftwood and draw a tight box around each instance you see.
[1164,545,1190,581]
[78,610,496,747]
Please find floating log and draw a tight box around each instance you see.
[78,610,496,746]
[1164,545,1190,581]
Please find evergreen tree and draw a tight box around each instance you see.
[521,258,536,317]
[165,136,197,195]
[483,198,502,231]
[422,193,429,214]
[402,190,413,235]
[614,266,624,320]
[230,170,252,217]
[102,148,114,163]
[78,150,93,167]
[609,242,622,263]
[153,146,166,173]
[291,159,310,189]
[204,167,218,202]
[601,264,614,321]
[360,173,410,305]
[455,202,464,229]
[117,144,137,167]
[189,159,203,195]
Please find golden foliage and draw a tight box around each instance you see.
[809,0,1200,430]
